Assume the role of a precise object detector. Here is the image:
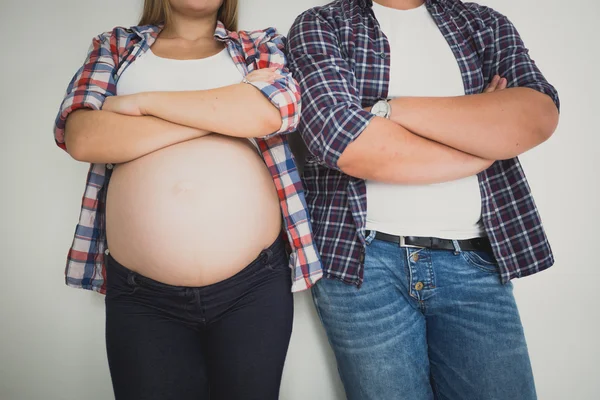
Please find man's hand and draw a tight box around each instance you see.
[483,75,508,93]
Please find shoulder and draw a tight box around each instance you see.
[235,27,284,47]
[233,27,288,62]
[229,27,288,67]
[89,26,143,55]
[461,1,510,26]
[289,0,362,44]
[292,0,355,27]
[91,26,135,44]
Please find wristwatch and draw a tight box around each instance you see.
[371,99,391,119]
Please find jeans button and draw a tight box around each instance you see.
[411,253,419,262]
[415,282,424,291]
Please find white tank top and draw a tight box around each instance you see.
[117,46,243,95]
[366,2,485,239]
[117,46,258,151]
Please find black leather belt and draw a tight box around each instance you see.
[369,231,492,253]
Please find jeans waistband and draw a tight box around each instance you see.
[106,235,287,293]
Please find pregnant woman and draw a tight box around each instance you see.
[53,0,323,399]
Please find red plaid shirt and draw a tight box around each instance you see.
[54,21,323,293]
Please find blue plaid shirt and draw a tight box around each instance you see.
[287,0,560,287]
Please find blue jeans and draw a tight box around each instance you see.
[312,234,536,400]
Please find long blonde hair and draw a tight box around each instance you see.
[139,0,238,31]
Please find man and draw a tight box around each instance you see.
[287,0,559,399]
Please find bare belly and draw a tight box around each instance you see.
[106,134,282,286]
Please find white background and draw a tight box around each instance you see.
[1,0,599,399]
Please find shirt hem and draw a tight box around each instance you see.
[291,270,324,293]
[65,280,106,295]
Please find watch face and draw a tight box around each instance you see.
[373,101,388,117]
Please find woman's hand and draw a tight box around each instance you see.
[102,94,146,116]
[243,67,283,84]
[102,67,284,117]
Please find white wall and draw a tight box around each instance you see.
[0,0,598,399]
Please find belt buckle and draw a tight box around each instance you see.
[399,236,425,249]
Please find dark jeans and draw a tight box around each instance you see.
[105,237,293,400]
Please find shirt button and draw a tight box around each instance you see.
[415,282,424,291]
[378,52,387,59]
[412,253,419,262]
[106,163,114,170]
[104,249,110,256]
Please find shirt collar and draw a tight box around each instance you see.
[131,20,230,42]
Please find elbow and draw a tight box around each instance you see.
[254,88,301,137]
[527,91,560,144]
[63,111,93,162]
[338,150,370,178]
[265,112,283,135]
[64,119,91,162]
[64,132,88,162]
[337,152,353,174]
[498,95,559,160]
[253,107,284,137]
[519,97,559,156]
[535,97,560,142]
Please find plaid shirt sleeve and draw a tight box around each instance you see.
[287,12,375,171]
[53,31,117,151]
[472,5,560,111]
[240,28,301,138]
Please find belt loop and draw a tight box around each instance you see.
[452,240,462,254]
[262,248,273,263]
[127,272,137,286]
[364,230,377,245]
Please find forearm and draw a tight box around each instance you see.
[64,109,210,164]
[141,84,282,138]
[388,88,559,160]
[337,117,493,184]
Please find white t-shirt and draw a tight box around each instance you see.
[366,1,485,239]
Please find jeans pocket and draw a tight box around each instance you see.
[264,243,290,272]
[131,274,188,297]
[105,271,137,299]
[460,250,499,274]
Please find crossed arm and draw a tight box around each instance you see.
[386,84,558,161]
[55,29,297,164]
[64,68,283,164]
[287,12,559,185]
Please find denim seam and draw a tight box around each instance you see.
[460,252,499,274]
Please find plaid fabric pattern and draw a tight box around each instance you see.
[287,0,560,287]
[54,22,323,294]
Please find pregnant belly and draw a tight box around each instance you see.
[106,134,283,286]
